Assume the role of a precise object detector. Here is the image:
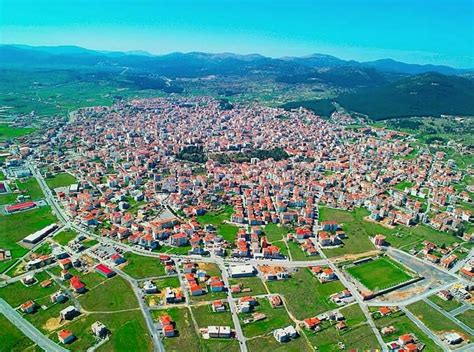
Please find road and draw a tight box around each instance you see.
[0,298,69,352]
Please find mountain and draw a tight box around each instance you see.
[335,72,474,119]
[361,58,464,75]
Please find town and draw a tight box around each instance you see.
[0,97,473,352]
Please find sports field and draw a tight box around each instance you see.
[346,257,412,291]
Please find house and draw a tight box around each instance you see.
[269,295,282,308]
[170,232,188,247]
[207,276,225,292]
[273,325,298,343]
[20,300,37,314]
[441,255,457,269]
[95,264,116,278]
[319,268,337,283]
[50,290,68,303]
[207,326,231,338]
[58,258,72,269]
[259,265,288,281]
[91,321,108,338]
[228,265,256,278]
[58,330,75,344]
[212,300,226,312]
[398,334,414,346]
[143,280,158,294]
[70,276,86,293]
[378,306,392,317]
[159,314,176,337]
[373,234,386,246]
[21,275,36,285]
[303,317,321,330]
[445,332,463,345]
[60,306,78,320]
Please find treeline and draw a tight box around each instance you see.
[176,145,207,163]
[210,147,289,164]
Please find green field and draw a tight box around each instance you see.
[287,240,319,261]
[318,207,375,257]
[264,224,292,242]
[408,301,473,339]
[45,172,76,189]
[0,125,36,140]
[394,180,414,191]
[304,304,380,352]
[456,310,473,329]
[266,267,344,319]
[0,271,57,307]
[0,206,57,273]
[428,294,463,312]
[0,177,44,205]
[239,298,293,338]
[0,315,39,352]
[346,257,412,291]
[197,205,238,242]
[52,229,78,246]
[79,276,139,312]
[373,310,443,352]
[228,276,267,297]
[122,252,166,279]
[247,334,312,352]
[191,304,234,328]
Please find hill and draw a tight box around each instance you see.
[335,73,474,120]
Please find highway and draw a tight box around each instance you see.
[0,298,69,352]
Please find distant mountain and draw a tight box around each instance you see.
[335,72,474,119]
[361,58,464,75]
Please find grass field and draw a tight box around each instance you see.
[0,206,57,273]
[374,310,443,351]
[0,125,36,140]
[266,267,344,319]
[239,298,292,338]
[346,257,412,291]
[0,271,57,307]
[228,276,267,297]
[45,172,76,189]
[304,304,380,352]
[408,301,473,340]
[154,276,180,289]
[287,240,319,260]
[456,309,473,329]
[122,252,166,279]
[428,294,463,312]
[0,314,39,352]
[153,307,201,352]
[318,207,375,257]
[247,334,312,352]
[52,229,77,246]
[0,177,44,205]
[393,180,414,191]
[264,224,292,242]
[78,276,139,312]
[192,304,234,328]
[197,205,238,242]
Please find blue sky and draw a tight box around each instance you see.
[1,0,473,67]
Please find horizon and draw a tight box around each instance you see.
[1,0,473,69]
[3,42,473,71]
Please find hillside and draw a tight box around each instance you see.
[336,73,474,120]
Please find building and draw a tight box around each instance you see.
[207,326,231,338]
[95,264,116,278]
[58,330,75,344]
[228,265,256,278]
[20,300,36,314]
[70,276,86,293]
[91,321,108,338]
[60,306,78,320]
[23,223,58,244]
[6,201,36,214]
[50,290,68,303]
[143,280,158,294]
[445,332,463,345]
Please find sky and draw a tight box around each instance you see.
[0,0,473,68]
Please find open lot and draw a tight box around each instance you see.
[197,205,238,242]
[122,252,166,279]
[0,271,57,307]
[247,334,312,352]
[287,240,320,260]
[78,275,139,312]
[0,206,57,273]
[318,207,375,257]
[407,301,473,341]
[266,267,344,319]
[0,177,44,205]
[304,304,380,352]
[191,304,234,328]
[45,172,76,189]
[52,229,78,246]
[346,257,413,291]
[239,297,292,338]
[264,224,291,242]
[0,125,36,140]
[428,294,463,312]
[228,276,267,297]
[457,309,474,329]
[0,314,39,352]
[373,310,443,352]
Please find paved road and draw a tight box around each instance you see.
[0,298,69,352]
[450,304,471,316]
